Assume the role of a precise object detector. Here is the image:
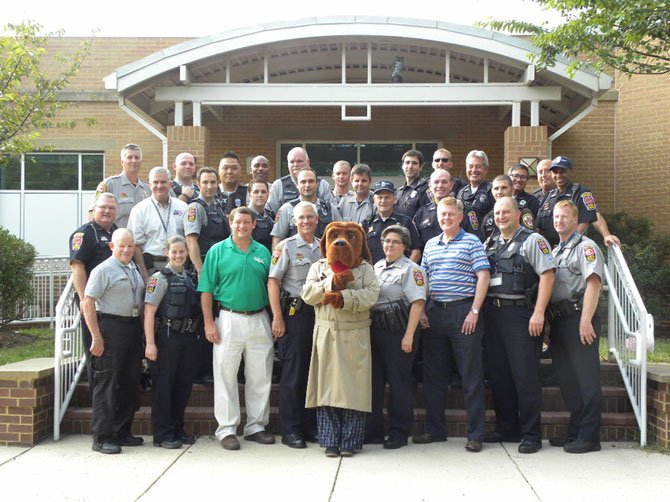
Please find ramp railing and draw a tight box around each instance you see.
[604,244,654,446]
[53,276,86,441]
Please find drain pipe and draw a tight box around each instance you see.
[118,97,168,167]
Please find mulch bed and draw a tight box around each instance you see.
[0,329,39,349]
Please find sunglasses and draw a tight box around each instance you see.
[433,157,450,163]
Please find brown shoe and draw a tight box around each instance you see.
[244,431,276,445]
[221,435,240,451]
[465,440,483,452]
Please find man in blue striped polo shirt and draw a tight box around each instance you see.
[414,197,490,452]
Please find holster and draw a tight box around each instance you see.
[547,299,581,323]
[371,300,410,332]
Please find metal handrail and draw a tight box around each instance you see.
[604,244,653,446]
[53,275,86,441]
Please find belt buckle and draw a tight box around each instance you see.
[493,298,501,308]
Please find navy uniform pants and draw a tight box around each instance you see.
[485,303,542,442]
[422,299,485,441]
[366,326,417,441]
[91,316,142,443]
[277,306,316,438]
[150,326,197,442]
[550,314,602,442]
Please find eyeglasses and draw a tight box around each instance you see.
[433,157,450,163]
[382,239,403,246]
[511,174,528,181]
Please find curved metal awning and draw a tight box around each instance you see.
[104,16,612,132]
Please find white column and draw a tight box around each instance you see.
[512,101,521,127]
[530,101,540,126]
[193,101,202,127]
[175,101,184,126]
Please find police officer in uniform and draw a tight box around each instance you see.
[216,152,248,213]
[483,197,555,454]
[395,149,430,219]
[267,147,333,214]
[170,152,199,204]
[268,201,322,449]
[367,180,421,264]
[366,225,427,449]
[144,235,201,449]
[509,163,540,216]
[80,228,145,454]
[249,181,275,252]
[430,148,465,197]
[547,200,604,454]
[185,167,231,278]
[535,156,598,247]
[93,143,150,228]
[414,169,455,251]
[457,150,495,241]
[482,175,535,243]
[70,193,118,391]
[271,168,341,249]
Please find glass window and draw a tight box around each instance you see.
[305,144,357,177]
[0,156,21,190]
[25,154,78,190]
[360,143,411,177]
[82,154,104,190]
[416,143,440,163]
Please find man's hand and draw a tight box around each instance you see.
[401,333,414,353]
[461,311,479,335]
[419,312,430,329]
[205,319,221,344]
[145,342,157,361]
[579,319,598,345]
[90,337,105,357]
[604,234,621,247]
[272,316,286,340]
[529,312,545,337]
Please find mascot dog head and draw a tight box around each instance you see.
[320,221,372,273]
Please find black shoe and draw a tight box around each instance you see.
[383,437,407,450]
[92,441,121,454]
[118,435,144,447]
[364,436,385,445]
[340,449,354,457]
[178,433,196,445]
[549,436,577,447]
[282,433,306,449]
[518,439,542,454]
[153,439,183,449]
[325,447,340,458]
[483,432,521,443]
[465,440,483,452]
[563,439,601,454]
[412,433,447,444]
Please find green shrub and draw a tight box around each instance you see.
[589,213,670,336]
[0,227,36,328]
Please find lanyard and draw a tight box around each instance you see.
[152,198,172,233]
[120,264,139,307]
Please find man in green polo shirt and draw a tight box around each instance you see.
[199,207,275,451]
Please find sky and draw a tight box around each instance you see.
[2,0,566,37]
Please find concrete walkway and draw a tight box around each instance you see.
[1,436,669,501]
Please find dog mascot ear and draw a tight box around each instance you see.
[357,224,372,265]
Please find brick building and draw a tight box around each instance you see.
[1,17,668,256]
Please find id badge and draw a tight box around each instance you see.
[132,305,139,317]
[489,274,503,287]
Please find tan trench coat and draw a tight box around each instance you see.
[301,259,380,412]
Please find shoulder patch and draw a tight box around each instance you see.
[71,232,85,251]
[95,182,106,195]
[413,269,425,287]
[274,209,282,223]
[187,205,197,222]
[536,238,550,255]
[521,211,535,229]
[581,191,597,211]
[147,277,158,294]
[583,244,597,263]
[468,211,479,230]
[271,247,282,265]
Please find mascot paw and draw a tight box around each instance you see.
[331,269,355,291]
[323,292,344,309]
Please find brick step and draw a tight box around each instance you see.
[61,406,638,442]
[69,381,633,414]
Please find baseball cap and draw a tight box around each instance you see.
[550,156,573,170]
[372,180,395,194]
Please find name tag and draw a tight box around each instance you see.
[490,274,503,287]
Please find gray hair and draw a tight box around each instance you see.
[149,166,171,181]
[381,224,411,250]
[466,150,489,168]
[120,143,142,161]
[111,228,133,244]
[293,201,318,220]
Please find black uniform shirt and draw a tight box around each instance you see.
[69,222,116,276]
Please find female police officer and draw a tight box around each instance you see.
[144,235,201,449]
[366,225,427,449]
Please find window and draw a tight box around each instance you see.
[0,152,104,191]
[278,142,439,177]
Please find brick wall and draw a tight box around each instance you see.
[648,365,670,449]
[504,126,549,169]
[0,359,54,446]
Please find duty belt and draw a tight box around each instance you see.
[486,297,528,308]
[547,299,582,322]
[160,317,200,333]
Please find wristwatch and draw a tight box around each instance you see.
[470,307,480,315]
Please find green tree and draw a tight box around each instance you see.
[478,0,670,75]
[0,20,91,160]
